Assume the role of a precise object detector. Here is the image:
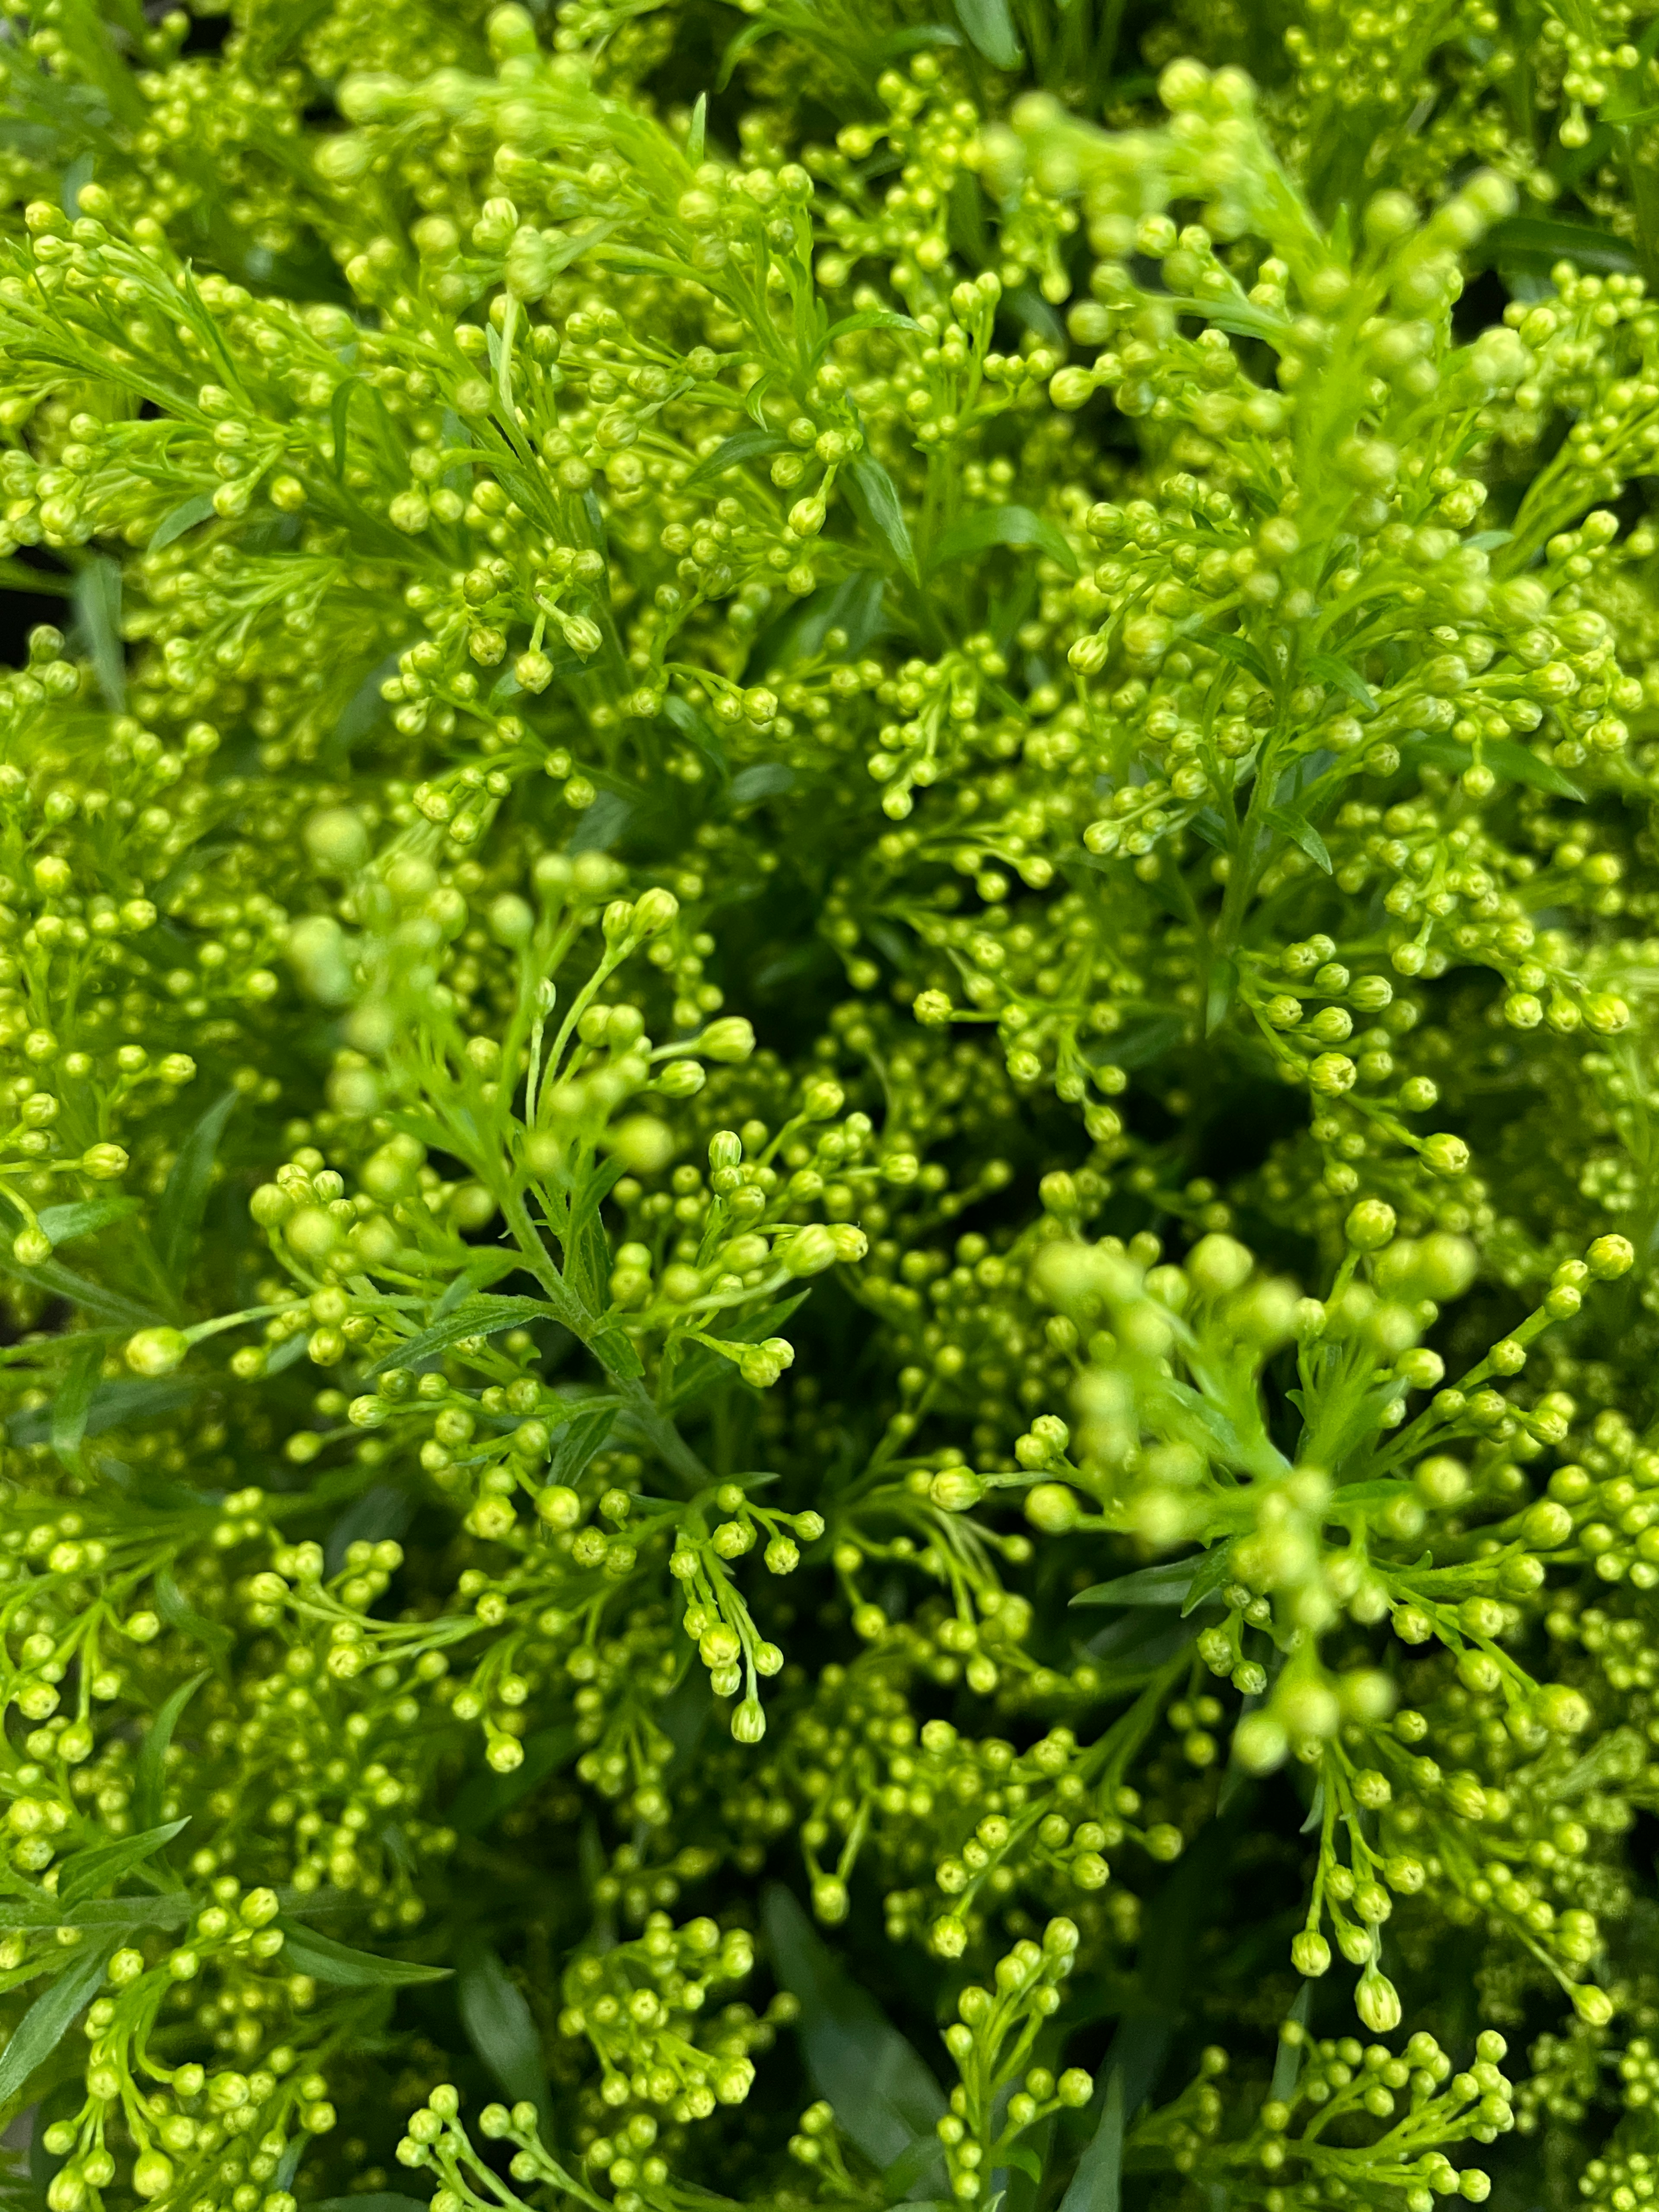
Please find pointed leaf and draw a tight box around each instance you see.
[1071,1559,1199,1609]
[953,0,1022,68]
[929,504,1077,577]
[1059,2063,1122,2212]
[458,1948,548,2114]
[1303,652,1376,713]
[72,558,125,712]
[1264,805,1332,874]
[363,1294,555,1378]
[158,1090,238,1283]
[330,375,360,480]
[684,428,786,489]
[56,1821,188,1909]
[50,1338,101,1473]
[1403,730,1583,799]
[546,1402,617,1489]
[276,1920,451,1988]
[845,456,918,581]
[686,91,707,164]
[155,1567,233,1665]
[135,1669,209,1832]
[35,1196,141,1248]
[147,493,217,553]
[449,1725,579,1836]
[817,309,923,356]
[0,1939,115,2113]
[763,1883,945,2170]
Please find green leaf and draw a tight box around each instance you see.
[928,504,1078,578]
[56,1820,189,1909]
[684,428,787,489]
[1264,804,1332,874]
[276,1920,451,1988]
[728,762,796,805]
[49,1338,101,1473]
[845,456,918,582]
[363,1294,555,1378]
[686,91,706,165]
[953,0,1021,68]
[458,1948,549,2115]
[72,557,125,712]
[1058,2063,1122,2212]
[1303,651,1376,713]
[147,492,217,553]
[1072,1560,1200,1609]
[448,1725,579,1836]
[546,1402,617,1489]
[135,1669,209,1832]
[311,2199,429,2212]
[35,1196,141,1247]
[158,1090,237,1284]
[1403,731,1584,800]
[330,375,360,481]
[1484,214,1638,275]
[1205,954,1236,1037]
[154,1567,234,1666]
[1205,631,1273,689]
[10,1377,197,1449]
[817,309,924,356]
[0,1939,115,2113]
[763,1883,945,2172]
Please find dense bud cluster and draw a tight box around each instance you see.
[7,0,1659,2204]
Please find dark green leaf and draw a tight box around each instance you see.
[311,2199,429,2212]
[0,1940,115,2113]
[147,493,216,553]
[1205,631,1273,689]
[364,1294,555,1378]
[35,1196,141,1247]
[1205,954,1236,1037]
[685,429,787,489]
[1303,651,1376,713]
[1181,1545,1235,1616]
[158,1090,237,1283]
[1484,214,1638,274]
[72,558,125,712]
[458,1948,548,2114]
[10,1377,197,1449]
[953,0,1022,69]
[1072,1560,1199,1609]
[928,504,1078,578]
[449,1726,579,1835]
[56,1821,188,1909]
[546,1402,617,1489]
[135,1669,209,1832]
[1059,2064,1122,2212]
[155,1568,233,1665]
[728,763,796,805]
[1404,731,1584,800]
[662,693,727,777]
[0,1251,156,1328]
[845,457,918,581]
[569,790,633,855]
[1264,804,1332,874]
[49,1338,101,1473]
[763,1883,945,2171]
[276,1920,451,1988]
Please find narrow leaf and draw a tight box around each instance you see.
[135,1669,209,1831]
[276,1920,451,1988]
[685,428,787,489]
[1403,731,1584,800]
[763,1883,945,2170]
[158,1090,238,1283]
[845,456,918,581]
[147,493,217,553]
[817,309,923,356]
[50,1338,102,1473]
[154,1567,234,1665]
[1071,1560,1200,1609]
[35,1196,141,1247]
[686,91,706,165]
[56,1820,189,1909]
[1264,805,1333,874]
[953,0,1022,68]
[363,1294,554,1378]
[330,375,360,480]
[72,558,125,712]
[546,1402,617,1489]
[1058,2064,1122,2212]
[1303,651,1376,713]
[0,1940,114,2112]
[928,503,1077,577]
[458,1948,549,2113]
[449,1725,579,1836]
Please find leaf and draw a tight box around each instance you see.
[569,790,634,855]
[55,1820,188,1909]
[147,493,216,553]
[1271,1985,1313,2102]
[1264,804,1332,874]
[50,1338,101,1473]
[0,1939,115,2113]
[311,2199,429,2212]
[763,1883,946,2171]
[1204,630,1273,689]
[1182,1545,1235,1616]
[728,762,796,806]
[928,504,1078,578]
[662,692,727,777]
[1303,651,1376,713]
[154,1567,234,1665]
[9,1377,197,1448]
[1484,214,1638,275]
[363,1294,555,1378]
[1071,1559,1201,1609]
[1403,731,1584,800]
[817,308,924,356]
[1205,954,1236,1037]
[276,1920,451,1988]
[458,1948,548,2114]
[449,1725,579,1835]
[72,557,125,712]
[1058,2064,1122,2212]
[684,428,787,489]
[953,0,1022,69]
[686,90,706,165]
[0,1249,156,1330]
[546,1401,617,1489]
[845,456,918,582]
[158,1090,237,1283]
[35,1195,141,1248]
[135,1669,209,1832]
[330,375,360,480]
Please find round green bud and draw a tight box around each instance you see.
[126,1328,188,1377]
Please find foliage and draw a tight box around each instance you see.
[7,0,1659,2207]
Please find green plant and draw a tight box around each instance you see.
[6,0,1659,2205]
